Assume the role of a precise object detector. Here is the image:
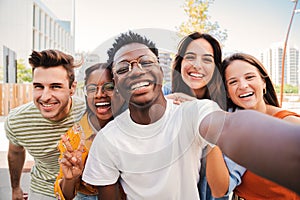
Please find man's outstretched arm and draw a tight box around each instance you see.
[199,110,300,194]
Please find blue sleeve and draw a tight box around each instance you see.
[198,147,230,200]
[224,155,246,195]
[162,83,172,95]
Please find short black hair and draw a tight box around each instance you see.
[107,31,158,70]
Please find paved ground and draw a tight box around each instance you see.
[0,156,31,200]
[0,117,32,200]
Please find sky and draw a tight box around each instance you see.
[41,0,300,58]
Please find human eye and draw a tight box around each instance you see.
[183,54,196,61]
[86,85,97,93]
[227,79,237,86]
[246,75,256,80]
[202,56,214,64]
[51,84,62,89]
[33,84,44,89]
[139,56,156,67]
[116,62,130,74]
[140,59,155,68]
[103,82,114,92]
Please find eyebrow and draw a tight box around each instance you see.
[184,52,214,57]
[33,82,64,86]
[226,72,257,81]
[115,55,146,63]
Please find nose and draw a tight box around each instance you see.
[238,79,249,89]
[94,87,108,98]
[40,87,52,101]
[130,62,143,71]
[192,57,203,70]
[129,62,145,77]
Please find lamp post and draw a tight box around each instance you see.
[280,0,299,107]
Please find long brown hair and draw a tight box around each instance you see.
[172,32,226,110]
[221,53,279,111]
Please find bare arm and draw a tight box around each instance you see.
[98,183,123,200]
[8,142,26,200]
[200,110,300,194]
[60,177,80,200]
[206,146,229,198]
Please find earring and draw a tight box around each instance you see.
[263,88,266,95]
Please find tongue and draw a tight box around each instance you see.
[96,106,111,114]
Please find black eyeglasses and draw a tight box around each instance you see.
[83,82,114,96]
[113,55,159,77]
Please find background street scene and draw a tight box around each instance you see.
[1,0,299,199]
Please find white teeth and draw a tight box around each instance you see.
[131,81,150,90]
[239,92,254,98]
[42,103,52,107]
[96,102,110,107]
[189,72,204,78]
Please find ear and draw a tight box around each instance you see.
[70,81,77,96]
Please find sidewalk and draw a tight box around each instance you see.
[0,153,31,200]
[0,116,32,199]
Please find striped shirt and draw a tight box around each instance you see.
[5,96,86,198]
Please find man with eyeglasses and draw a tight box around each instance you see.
[82,31,300,199]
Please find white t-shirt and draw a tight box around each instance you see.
[83,99,220,200]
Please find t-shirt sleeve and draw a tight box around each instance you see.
[5,115,20,146]
[224,155,246,195]
[82,134,120,186]
[194,99,222,147]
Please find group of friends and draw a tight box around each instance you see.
[5,31,300,200]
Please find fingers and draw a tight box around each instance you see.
[59,149,83,168]
[61,134,74,152]
[59,157,73,167]
[165,93,177,100]
[23,192,28,200]
[77,140,85,153]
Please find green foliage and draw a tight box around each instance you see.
[17,59,32,83]
[178,0,227,44]
[275,84,298,94]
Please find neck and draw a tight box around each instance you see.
[254,100,268,114]
[193,88,207,99]
[89,113,111,131]
[129,94,167,125]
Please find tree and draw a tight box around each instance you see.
[178,0,227,43]
[17,59,32,83]
[275,84,298,94]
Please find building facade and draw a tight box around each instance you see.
[0,0,74,82]
[260,43,299,86]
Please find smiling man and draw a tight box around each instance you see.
[82,31,300,199]
[5,49,86,200]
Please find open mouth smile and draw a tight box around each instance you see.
[239,92,254,98]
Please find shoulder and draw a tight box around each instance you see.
[273,109,300,124]
[6,101,39,122]
[184,99,221,111]
[5,102,42,138]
